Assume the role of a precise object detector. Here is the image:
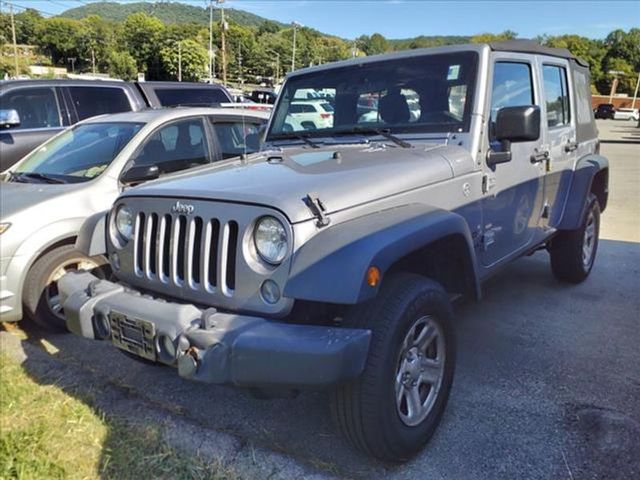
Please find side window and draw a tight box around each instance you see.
[154,88,230,106]
[212,121,262,159]
[131,118,210,174]
[490,62,534,124]
[68,87,132,121]
[542,65,570,128]
[2,87,61,129]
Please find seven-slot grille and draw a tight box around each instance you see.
[133,212,239,296]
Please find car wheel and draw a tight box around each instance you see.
[23,245,109,332]
[549,194,600,283]
[330,273,455,462]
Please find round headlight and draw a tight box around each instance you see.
[115,205,134,242]
[254,216,288,264]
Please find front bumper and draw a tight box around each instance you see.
[58,272,371,389]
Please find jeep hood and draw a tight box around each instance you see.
[123,143,474,223]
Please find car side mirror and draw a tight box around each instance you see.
[121,164,159,185]
[0,109,20,129]
[487,105,541,166]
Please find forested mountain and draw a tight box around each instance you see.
[60,1,284,28]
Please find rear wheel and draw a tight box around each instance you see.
[23,245,109,331]
[331,273,455,462]
[549,194,600,283]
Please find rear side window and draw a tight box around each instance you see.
[212,121,263,159]
[68,86,132,121]
[1,87,61,129]
[155,88,230,106]
[543,65,570,127]
[490,62,534,123]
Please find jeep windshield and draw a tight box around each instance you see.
[267,51,478,143]
[11,122,144,183]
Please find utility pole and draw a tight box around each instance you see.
[208,0,213,82]
[177,41,182,81]
[218,0,227,85]
[291,21,301,72]
[237,41,243,85]
[68,57,77,73]
[9,4,19,77]
[91,47,96,75]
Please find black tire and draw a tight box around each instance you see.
[23,245,109,332]
[330,273,455,462]
[550,194,600,283]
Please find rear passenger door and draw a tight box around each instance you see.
[62,86,134,122]
[0,86,68,170]
[536,58,577,229]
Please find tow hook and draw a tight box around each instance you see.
[177,346,200,378]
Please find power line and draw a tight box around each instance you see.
[2,1,57,17]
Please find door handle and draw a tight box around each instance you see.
[565,140,578,152]
[530,149,549,164]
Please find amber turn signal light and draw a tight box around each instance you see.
[367,266,381,287]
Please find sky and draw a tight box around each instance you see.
[6,0,640,40]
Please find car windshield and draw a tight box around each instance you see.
[267,51,478,141]
[14,122,144,183]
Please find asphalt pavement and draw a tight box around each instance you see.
[2,119,638,479]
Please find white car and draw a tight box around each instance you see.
[613,108,639,121]
[284,100,334,130]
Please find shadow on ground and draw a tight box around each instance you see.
[6,238,640,480]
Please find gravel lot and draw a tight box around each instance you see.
[2,119,638,479]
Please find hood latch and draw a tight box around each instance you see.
[303,193,330,228]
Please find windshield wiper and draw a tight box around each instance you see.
[334,127,412,148]
[16,172,67,184]
[269,132,320,149]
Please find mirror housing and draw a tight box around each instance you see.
[121,164,159,185]
[0,109,20,129]
[487,106,541,166]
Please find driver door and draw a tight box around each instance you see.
[480,58,546,267]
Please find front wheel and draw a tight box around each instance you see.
[331,274,455,462]
[23,245,109,331]
[549,194,600,283]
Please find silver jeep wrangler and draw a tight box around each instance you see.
[59,40,608,462]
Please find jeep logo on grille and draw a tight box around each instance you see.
[171,201,195,215]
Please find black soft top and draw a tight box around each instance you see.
[489,40,589,67]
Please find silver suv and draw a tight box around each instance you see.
[59,41,608,462]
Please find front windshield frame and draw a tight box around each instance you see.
[13,121,145,183]
[267,51,479,142]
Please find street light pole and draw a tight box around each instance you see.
[291,21,301,72]
[632,71,640,109]
[177,41,182,81]
[208,0,213,82]
[218,0,227,85]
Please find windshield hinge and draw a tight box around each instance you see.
[303,193,331,227]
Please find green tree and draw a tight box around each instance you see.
[122,12,164,76]
[107,50,138,80]
[14,9,43,45]
[160,39,208,82]
[358,33,389,55]
[471,30,518,43]
[36,17,84,66]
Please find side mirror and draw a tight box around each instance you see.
[487,105,541,166]
[121,164,159,185]
[0,109,20,129]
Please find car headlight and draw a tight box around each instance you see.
[114,205,134,242]
[0,223,10,235]
[254,216,288,264]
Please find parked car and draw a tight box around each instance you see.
[0,79,234,170]
[613,107,639,121]
[593,103,615,119]
[284,100,334,130]
[0,107,268,330]
[248,89,277,104]
[59,41,607,462]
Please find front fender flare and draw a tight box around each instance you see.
[284,204,480,304]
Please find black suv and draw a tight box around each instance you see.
[594,103,615,119]
[0,80,233,170]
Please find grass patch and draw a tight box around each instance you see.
[0,354,237,480]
